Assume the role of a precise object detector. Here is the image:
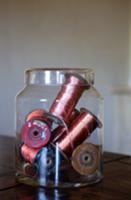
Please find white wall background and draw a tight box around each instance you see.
[0,0,130,153]
[129,0,131,84]
[110,0,131,155]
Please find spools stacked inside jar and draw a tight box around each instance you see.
[15,68,104,188]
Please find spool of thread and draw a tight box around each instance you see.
[71,143,100,175]
[37,144,69,180]
[49,73,89,123]
[57,108,102,156]
[21,119,51,149]
[26,109,66,133]
[21,144,41,164]
[23,162,38,177]
[37,145,56,177]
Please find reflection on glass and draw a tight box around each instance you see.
[37,188,69,200]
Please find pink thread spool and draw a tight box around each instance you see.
[49,73,89,123]
[57,108,102,156]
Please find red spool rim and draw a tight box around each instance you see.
[65,72,90,87]
[80,108,102,128]
[25,109,52,127]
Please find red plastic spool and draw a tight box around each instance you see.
[21,144,40,164]
[21,119,51,149]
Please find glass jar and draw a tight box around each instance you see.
[15,68,104,188]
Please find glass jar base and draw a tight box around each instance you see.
[16,171,103,188]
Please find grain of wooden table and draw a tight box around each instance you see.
[0,136,131,200]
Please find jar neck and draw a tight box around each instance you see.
[25,68,94,86]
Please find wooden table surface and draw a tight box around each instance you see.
[0,136,131,200]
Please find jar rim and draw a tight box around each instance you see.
[25,67,94,74]
[25,67,94,85]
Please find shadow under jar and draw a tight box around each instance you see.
[15,68,104,188]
